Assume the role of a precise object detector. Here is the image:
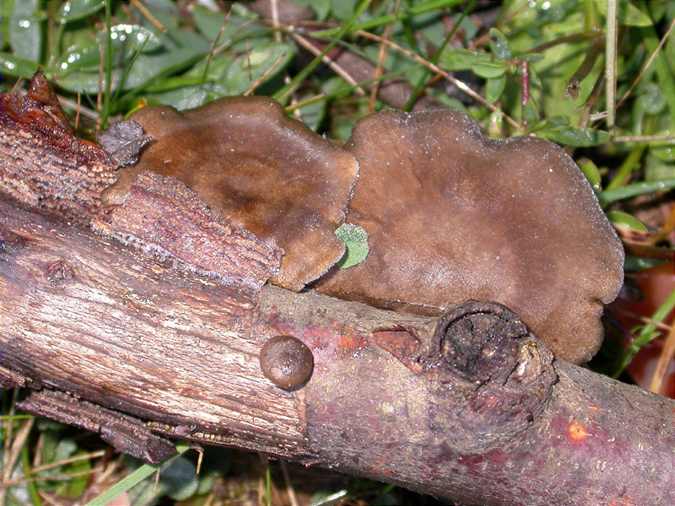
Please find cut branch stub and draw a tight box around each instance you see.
[102,97,359,291]
[317,110,625,364]
[422,301,556,452]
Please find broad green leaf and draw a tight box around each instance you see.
[134,0,179,30]
[192,4,263,43]
[485,74,506,103]
[335,223,369,269]
[645,153,675,181]
[148,85,210,110]
[635,83,666,115]
[535,121,610,147]
[600,178,675,205]
[8,0,41,61]
[223,42,295,95]
[489,28,511,60]
[607,210,648,232]
[331,0,358,20]
[297,97,326,131]
[58,0,104,23]
[58,456,92,498]
[100,24,162,53]
[293,0,331,20]
[440,48,507,78]
[0,51,38,77]
[522,99,541,126]
[55,30,209,93]
[52,43,100,75]
[161,455,199,501]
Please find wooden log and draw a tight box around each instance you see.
[0,76,672,505]
[0,197,673,506]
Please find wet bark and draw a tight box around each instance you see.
[0,80,673,506]
[1,195,674,505]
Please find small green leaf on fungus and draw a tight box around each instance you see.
[335,223,369,269]
[607,210,647,232]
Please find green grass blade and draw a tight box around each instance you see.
[22,443,42,506]
[101,0,113,129]
[85,444,190,506]
[599,178,675,205]
[613,288,675,377]
[404,0,475,110]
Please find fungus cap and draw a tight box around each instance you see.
[102,97,359,291]
[317,110,624,364]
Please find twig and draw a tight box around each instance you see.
[201,10,231,86]
[290,33,366,96]
[369,1,400,112]
[356,30,522,130]
[613,134,675,143]
[649,323,675,395]
[605,0,618,130]
[130,0,167,32]
[280,461,299,506]
[521,60,529,107]
[243,54,286,96]
[29,450,106,475]
[271,0,282,44]
[0,419,34,492]
[616,17,675,110]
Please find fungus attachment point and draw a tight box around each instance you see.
[317,110,624,364]
[260,336,314,391]
[103,97,358,291]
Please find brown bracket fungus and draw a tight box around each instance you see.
[316,110,624,364]
[102,97,359,291]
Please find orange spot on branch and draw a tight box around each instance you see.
[567,420,590,442]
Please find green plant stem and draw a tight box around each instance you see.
[606,145,645,190]
[102,0,113,129]
[21,445,42,506]
[264,465,272,506]
[310,0,462,39]
[404,0,475,111]
[638,1,675,127]
[85,444,190,506]
[613,288,675,378]
[599,178,675,205]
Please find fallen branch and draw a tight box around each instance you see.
[0,78,673,506]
